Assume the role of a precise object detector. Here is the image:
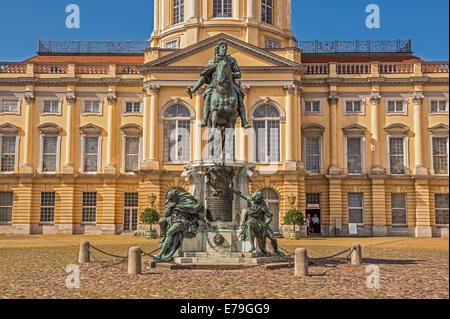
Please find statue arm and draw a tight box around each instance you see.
[230,58,242,79]
[264,207,273,225]
[164,201,176,218]
[189,76,206,94]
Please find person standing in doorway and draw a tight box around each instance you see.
[306,213,312,235]
[312,214,320,233]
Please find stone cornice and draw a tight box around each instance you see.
[302,76,449,87]
[0,77,143,87]
[142,65,301,74]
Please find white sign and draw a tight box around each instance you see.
[348,223,358,235]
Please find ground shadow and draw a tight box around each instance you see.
[362,258,424,265]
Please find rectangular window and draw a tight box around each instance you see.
[430,100,448,113]
[305,137,320,174]
[163,120,191,162]
[347,138,362,174]
[124,193,139,232]
[164,39,179,49]
[173,0,184,24]
[255,120,280,162]
[84,137,98,172]
[305,101,321,114]
[261,0,273,24]
[42,136,57,172]
[345,101,363,114]
[1,136,16,172]
[125,102,141,114]
[306,193,321,208]
[43,100,59,114]
[125,137,139,173]
[435,194,449,225]
[391,193,407,226]
[389,137,406,174]
[387,100,405,113]
[432,137,448,175]
[40,192,55,223]
[266,38,281,49]
[213,0,232,17]
[0,192,13,223]
[82,192,97,223]
[348,193,364,225]
[84,100,101,114]
[1,100,19,113]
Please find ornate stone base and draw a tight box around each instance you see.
[174,252,287,266]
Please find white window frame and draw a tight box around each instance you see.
[343,98,365,115]
[303,136,323,175]
[385,98,408,115]
[81,192,97,224]
[303,99,322,115]
[430,135,449,176]
[391,193,408,226]
[163,37,180,49]
[0,191,14,225]
[80,135,102,174]
[124,192,139,232]
[0,97,21,115]
[39,134,61,174]
[253,109,281,164]
[213,0,233,18]
[265,37,281,49]
[40,191,56,224]
[40,98,62,115]
[261,0,274,25]
[344,135,366,175]
[122,135,142,173]
[435,194,449,227]
[81,98,103,116]
[428,97,449,115]
[0,135,19,174]
[122,99,143,116]
[173,0,184,24]
[386,135,409,175]
[348,193,364,226]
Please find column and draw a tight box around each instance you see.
[194,87,204,162]
[328,178,343,236]
[328,95,339,174]
[239,86,250,162]
[105,95,117,173]
[286,0,292,31]
[246,0,254,20]
[414,179,432,237]
[153,0,159,33]
[188,0,198,21]
[369,94,382,172]
[413,94,427,175]
[22,93,35,172]
[63,93,76,173]
[149,85,160,162]
[371,178,388,236]
[284,85,295,163]
[143,88,150,162]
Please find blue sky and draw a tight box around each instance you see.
[0,0,448,61]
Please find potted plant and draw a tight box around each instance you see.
[284,209,305,240]
[140,208,160,239]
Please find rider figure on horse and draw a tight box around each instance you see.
[187,41,252,129]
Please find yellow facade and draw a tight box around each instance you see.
[0,0,448,237]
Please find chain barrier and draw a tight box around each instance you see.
[141,246,162,258]
[87,244,128,268]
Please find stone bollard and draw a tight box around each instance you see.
[78,241,90,264]
[294,248,308,277]
[127,246,142,275]
[351,243,362,266]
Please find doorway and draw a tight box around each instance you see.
[306,193,322,234]
[124,193,138,232]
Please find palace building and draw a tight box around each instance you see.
[0,0,448,237]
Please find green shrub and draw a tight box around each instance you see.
[284,209,305,232]
[139,208,160,230]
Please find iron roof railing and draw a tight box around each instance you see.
[296,39,412,54]
[38,40,151,54]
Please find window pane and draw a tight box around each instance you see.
[82,192,97,223]
[125,138,139,172]
[43,101,59,113]
[255,120,266,162]
[435,194,449,225]
[348,193,363,208]
[349,209,363,224]
[388,101,395,112]
[2,100,18,113]
[1,136,16,172]
[124,193,138,208]
[0,192,13,223]
[346,101,353,112]
[435,194,449,209]
[43,137,57,154]
[305,138,320,173]
[390,138,405,174]
[267,120,280,161]
[85,137,98,154]
[305,101,311,113]
[40,192,55,222]
[433,138,448,174]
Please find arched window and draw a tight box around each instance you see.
[261,0,273,24]
[253,104,280,162]
[260,188,280,233]
[173,0,184,24]
[163,104,191,162]
[213,0,232,17]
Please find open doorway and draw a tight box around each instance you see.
[306,193,322,234]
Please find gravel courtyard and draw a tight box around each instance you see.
[0,235,448,299]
